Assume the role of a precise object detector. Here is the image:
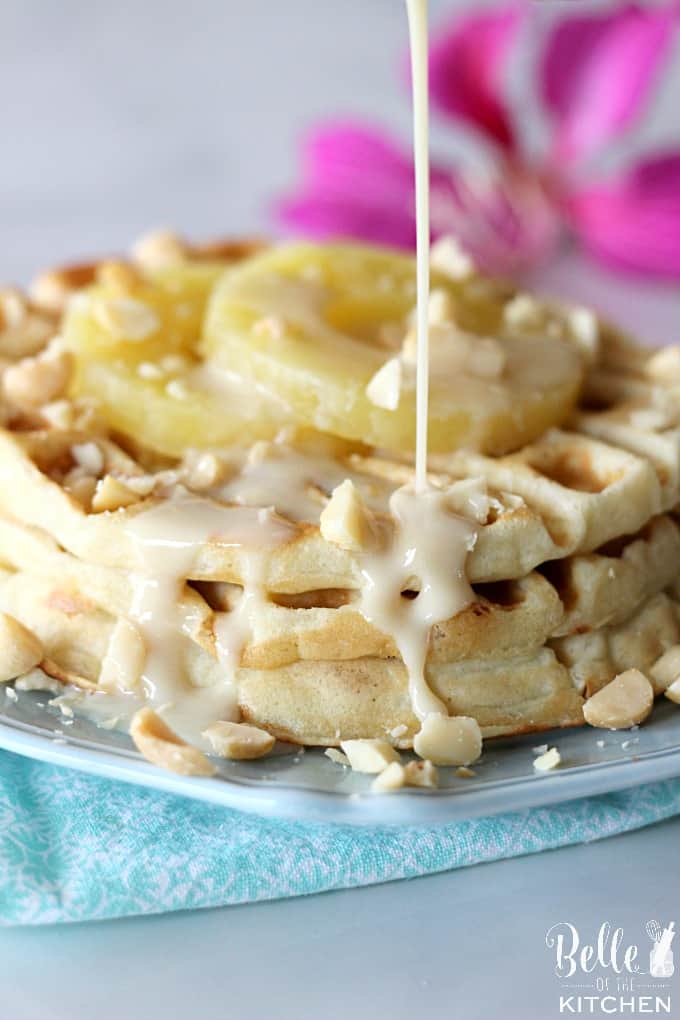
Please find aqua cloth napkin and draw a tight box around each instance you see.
[1,749,679,926]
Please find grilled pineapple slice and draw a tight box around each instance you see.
[63,260,286,456]
[203,242,585,456]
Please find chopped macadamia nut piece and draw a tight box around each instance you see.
[325,747,350,767]
[72,441,104,476]
[130,708,215,776]
[567,306,599,363]
[430,236,474,280]
[365,356,402,410]
[3,340,73,410]
[121,474,157,497]
[413,714,482,766]
[456,766,476,779]
[533,747,561,772]
[340,738,401,774]
[583,669,654,730]
[137,361,164,380]
[372,758,440,792]
[93,297,160,341]
[649,645,680,691]
[404,324,504,380]
[503,293,541,331]
[371,762,407,792]
[96,261,142,293]
[41,399,75,430]
[404,759,439,788]
[91,475,140,513]
[389,723,408,740]
[14,668,62,694]
[184,452,226,490]
[131,229,186,269]
[98,619,146,693]
[665,680,680,705]
[30,263,98,314]
[0,288,56,358]
[401,322,461,365]
[646,344,680,384]
[202,720,275,760]
[427,288,456,325]
[0,613,44,683]
[320,479,375,552]
[0,288,27,329]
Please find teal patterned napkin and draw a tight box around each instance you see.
[1,749,679,926]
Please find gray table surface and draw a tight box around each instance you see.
[2,817,679,1020]
[2,2,680,1016]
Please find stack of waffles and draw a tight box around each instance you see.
[0,234,679,778]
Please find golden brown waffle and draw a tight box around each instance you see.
[552,591,680,698]
[1,504,678,675]
[0,420,667,593]
[1,236,679,760]
[3,558,678,744]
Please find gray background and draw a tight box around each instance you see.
[1,2,680,1017]
[2,0,679,312]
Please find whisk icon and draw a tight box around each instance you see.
[646,920,675,978]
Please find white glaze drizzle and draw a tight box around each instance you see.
[359,485,477,720]
[407,0,431,493]
[122,493,293,744]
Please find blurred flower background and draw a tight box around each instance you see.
[277,2,680,280]
[2,0,679,343]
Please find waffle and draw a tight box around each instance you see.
[0,235,678,776]
[0,421,665,590]
[1,561,677,744]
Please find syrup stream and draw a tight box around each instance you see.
[406,0,430,494]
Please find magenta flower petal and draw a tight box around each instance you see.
[428,5,521,150]
[275,122,561,271]
[567,150,680,277]
[275,122,417,246]
[297,123,414,197]
[629,150,680,195]
[541,3,678,164]
[277,192,416,249]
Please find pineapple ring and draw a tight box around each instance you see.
[63,260,287,457]
[203,242,585,456]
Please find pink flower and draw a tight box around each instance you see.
[276,3,680,278]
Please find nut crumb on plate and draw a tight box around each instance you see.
[533,747,561,772]
[340,738,401,774]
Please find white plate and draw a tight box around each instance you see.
[1,688,680,825]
